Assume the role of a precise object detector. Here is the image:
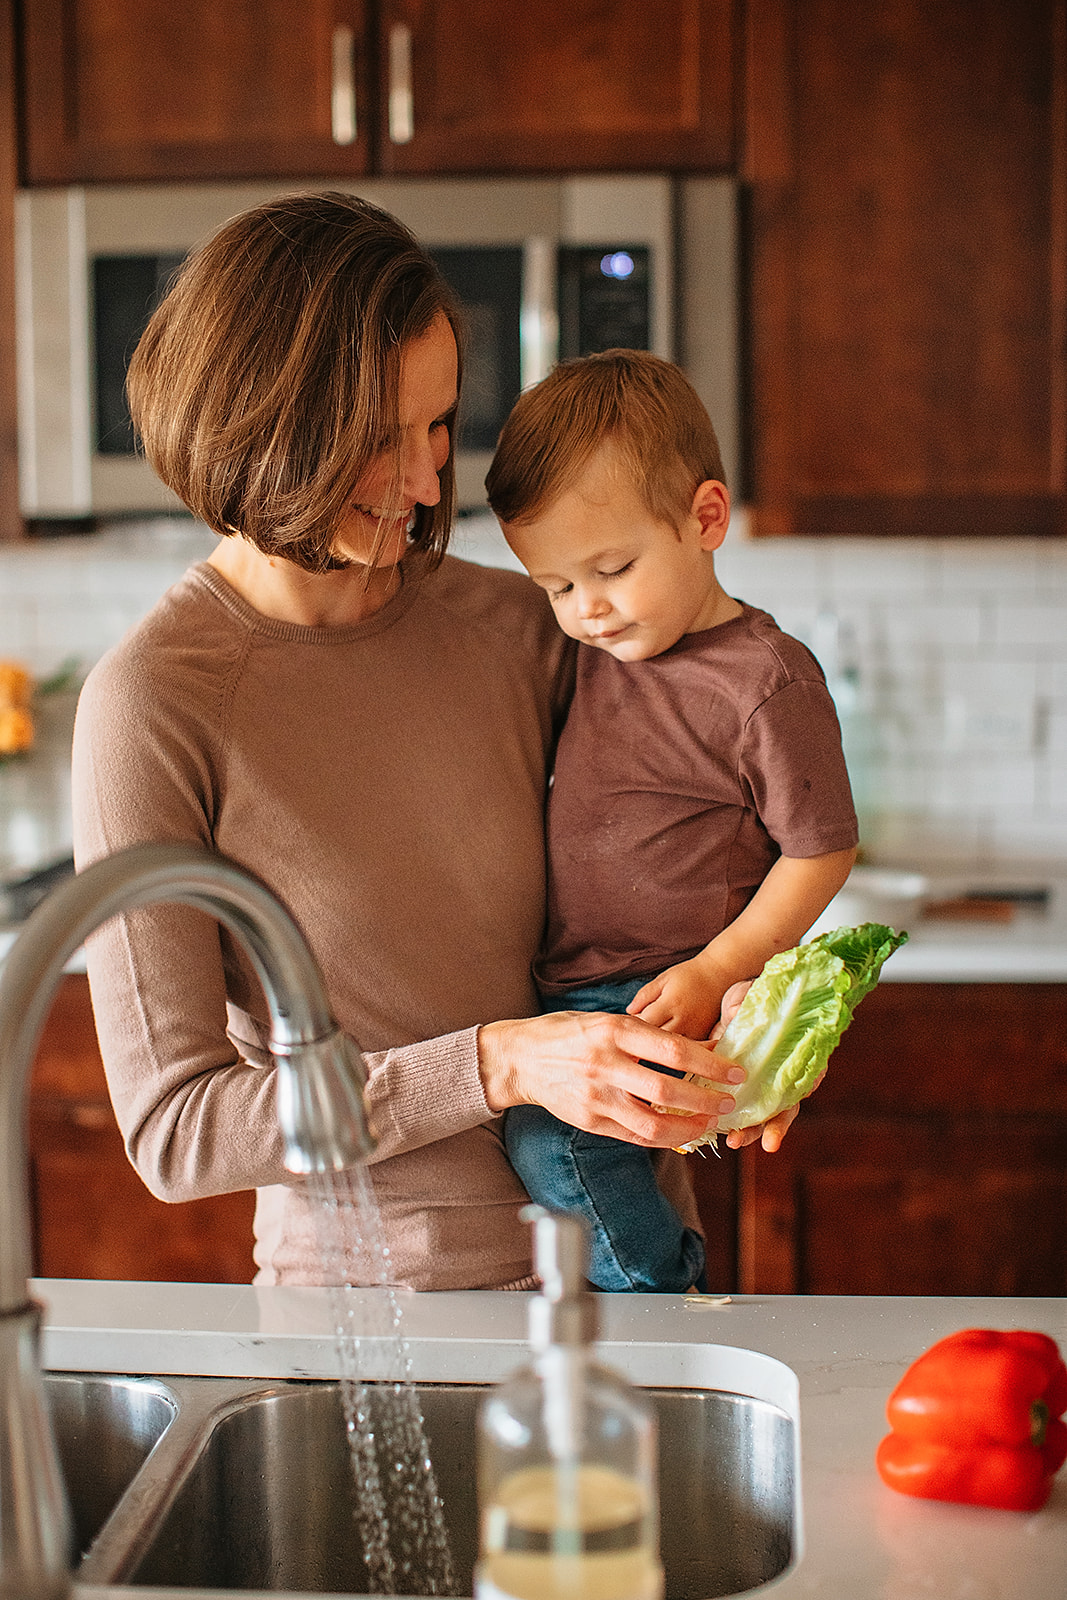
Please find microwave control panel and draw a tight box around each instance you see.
[557,245,651,361]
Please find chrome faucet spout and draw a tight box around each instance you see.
[0,842,377,1597]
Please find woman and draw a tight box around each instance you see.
[72,191,760,1291]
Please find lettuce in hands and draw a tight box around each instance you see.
[672,923,908,1153]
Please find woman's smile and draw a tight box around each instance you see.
[331,313,458,571]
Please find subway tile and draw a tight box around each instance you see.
[881,602,983,650]
[0,604,39,662]
[34,602,141,670]
[1043,709,1067,754]
[927,755,1037,813]
[868,811,986,866]
[873,705,948,756]
[941,692,1038,755]
[934,537,1043,597]
[824,538,938,597]
[994,602,1067,650]
[863,755,929,808]
[987,814,1067,862]
[940,657,1039,702]
[716,548,829,607]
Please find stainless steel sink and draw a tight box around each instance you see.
[44,1372,177,1556]
[67,1377,794,1597]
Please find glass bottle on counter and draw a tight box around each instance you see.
[811,609,880,849]
[475,1206,664,1600]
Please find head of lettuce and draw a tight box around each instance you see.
[669,923,908,1153]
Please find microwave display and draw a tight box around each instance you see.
[427,246,523,453]
[89,244,530,461]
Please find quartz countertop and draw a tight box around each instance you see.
[35,1278,1067,1600]
[5,865,1067,985]
[875,864,1067,982]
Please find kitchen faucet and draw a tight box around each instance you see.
[0,842,377,1598]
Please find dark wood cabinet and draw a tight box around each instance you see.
[375,0,735,174]
[20,0,374,183]
[18,0,735,185]
[742,0,1067,538]
[691,983,1067,1295]
[29,974,256,1282]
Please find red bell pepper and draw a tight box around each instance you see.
[876,1327,1067,1511]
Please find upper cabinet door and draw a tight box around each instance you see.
[376,0,735,173]
[744,0,1067,538]
[20,0,373,183]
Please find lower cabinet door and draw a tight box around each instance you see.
[29,974,256,1283]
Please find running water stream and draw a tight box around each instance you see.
[311,1167,458,1597]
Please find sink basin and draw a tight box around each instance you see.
[92,1380,794,1596]
[44,1372,177,1556]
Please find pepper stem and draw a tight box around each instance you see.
[1031,1399,1049,1447]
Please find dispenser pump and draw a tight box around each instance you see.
[526,1205,598,1351]
[475,1207,664,1600]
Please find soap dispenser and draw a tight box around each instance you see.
[475,1206,664,1600]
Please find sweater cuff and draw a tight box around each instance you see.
[362,1025,493,1159]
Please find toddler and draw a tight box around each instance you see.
[485,350,859,1292]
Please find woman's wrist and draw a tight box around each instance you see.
[476,1019,522,1114]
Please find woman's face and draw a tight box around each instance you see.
[331,312,459,569]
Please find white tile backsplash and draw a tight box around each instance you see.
[1,513,1066,868]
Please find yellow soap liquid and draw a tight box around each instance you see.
[475,1464,664,1600]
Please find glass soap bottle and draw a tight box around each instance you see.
[475,1206,664,1600]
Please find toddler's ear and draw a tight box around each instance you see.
[691,479,731,549]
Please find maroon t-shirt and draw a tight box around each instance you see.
[535,602,859,993]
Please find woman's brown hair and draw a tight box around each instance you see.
[127,191,462,573]
[485,348,725,530]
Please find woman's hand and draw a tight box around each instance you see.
[708,979,807,1153]
[722,1104,801,1153]
[477,1010,746,1149]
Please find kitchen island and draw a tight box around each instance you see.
[37,1278,1067,1599]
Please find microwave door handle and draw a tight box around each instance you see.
[389,23,414,144]
[331,25,357,145]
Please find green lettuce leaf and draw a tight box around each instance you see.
[677,922,908,1152]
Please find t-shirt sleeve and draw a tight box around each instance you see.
[738,677,860,857]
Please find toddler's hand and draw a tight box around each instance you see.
[626,958,724,1040]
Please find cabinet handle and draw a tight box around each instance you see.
[331,25,357,145]
[389,23,414,144]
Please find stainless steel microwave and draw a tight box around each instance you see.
[15,174,737,519]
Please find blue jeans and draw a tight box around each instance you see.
[503,977,707,1293]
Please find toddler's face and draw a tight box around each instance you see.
[502,449,727,661]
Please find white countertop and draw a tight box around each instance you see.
[35,1278,1067,1600]
[5,865,1066,983]
[875,865,1067,982]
